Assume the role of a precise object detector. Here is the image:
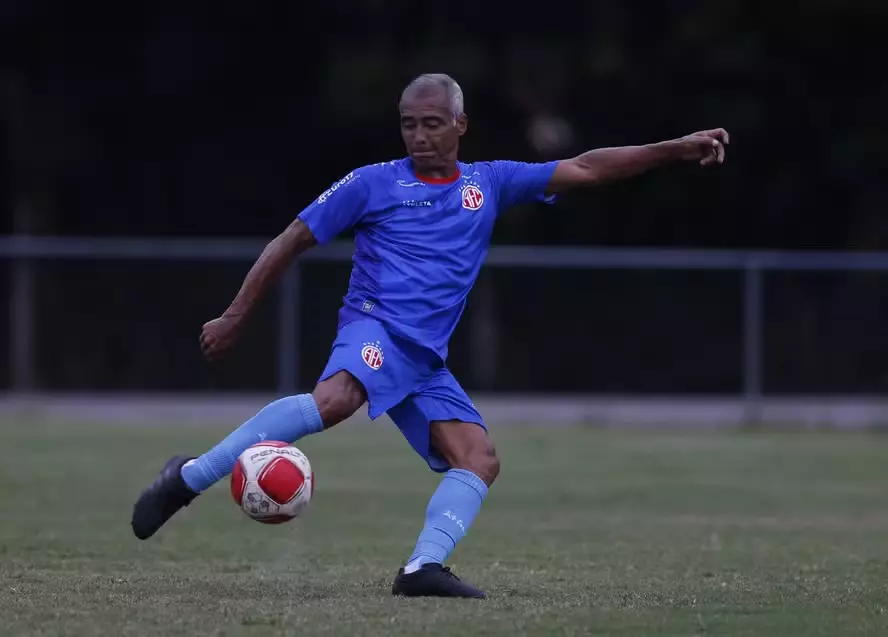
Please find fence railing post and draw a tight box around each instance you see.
[10,209,37,393]
[276,262,301,396]
[743,261,763,424]
[10,248,36,392]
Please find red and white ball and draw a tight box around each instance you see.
[230,441,314,524]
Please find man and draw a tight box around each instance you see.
[131,73,728,599]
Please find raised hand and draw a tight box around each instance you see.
[678,128,730,166]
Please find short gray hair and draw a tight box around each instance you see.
[401,73,464,119]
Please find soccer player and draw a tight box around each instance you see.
[131,73,728,598]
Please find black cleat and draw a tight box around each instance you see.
[392,563,486,599]
[131,455,198,540]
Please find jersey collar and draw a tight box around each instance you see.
[411,161,461,185]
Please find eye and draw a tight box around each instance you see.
[422,118,444,130]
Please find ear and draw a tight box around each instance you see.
[455,113,468,137]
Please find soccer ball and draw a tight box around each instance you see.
[230,441,314,524]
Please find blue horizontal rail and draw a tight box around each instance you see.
[2,235,888,271]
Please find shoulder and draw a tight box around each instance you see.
[332,159,407,192]
[315,160,402,204]
[459,160,521,179]
[460,160,495,174]
[356,158,410,180]
[454,160,500,183]
[469,159,558,171]
[458,161,512,189]
[470,159,559,184]
[462,160,518,169]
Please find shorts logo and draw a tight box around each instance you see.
[461,185,484,211]
[361,341,384,370]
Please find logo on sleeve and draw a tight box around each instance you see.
[361,341,384,370]
[461,185,484,211]
[317,172,356,204]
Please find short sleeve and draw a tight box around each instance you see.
[490,160,560,212]
[296,169,370,244]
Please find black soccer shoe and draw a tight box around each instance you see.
[391,563,486,599]
[131,455,198,540]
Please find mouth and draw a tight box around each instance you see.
[411,150,436,159]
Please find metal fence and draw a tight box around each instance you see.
[5,235,888,420]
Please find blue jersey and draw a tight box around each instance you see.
[297,158,558,361]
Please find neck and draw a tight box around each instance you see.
[412,159,460,184]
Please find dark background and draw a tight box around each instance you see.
[2,2,887,394]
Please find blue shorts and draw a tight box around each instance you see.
[317,319,485,472]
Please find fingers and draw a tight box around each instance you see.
[698,136,726,166]
[697,139,718,166]
[202,343,225,362]
[200,317,242,361]
[199,332,215,358]
[685,128,729,167]
[199,329,225,361]
[715,138,725,163]
[705,128,729,145]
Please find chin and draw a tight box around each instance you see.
[410,155,442,168]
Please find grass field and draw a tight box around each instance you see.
[2,418,888,636]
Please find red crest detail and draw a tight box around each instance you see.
[361,344,384,370]
[462,185,484,211]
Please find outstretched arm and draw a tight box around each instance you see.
[547,128,730,193]
[200,167,369,361]
[200,219,316,360]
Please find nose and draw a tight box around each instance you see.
[412,129,429,148]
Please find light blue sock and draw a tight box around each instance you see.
[405,469,488,571]
[180,394,323,493]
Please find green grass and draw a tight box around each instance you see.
[1,419,888,636]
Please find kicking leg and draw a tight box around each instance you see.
[131,371,365,539]
[392,415,499,599]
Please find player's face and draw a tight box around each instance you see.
[399,87,467,173]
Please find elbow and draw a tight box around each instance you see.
[550,158,600,193]
[573,163,604,187]
[281,219,318,255]
[568,158,604,186]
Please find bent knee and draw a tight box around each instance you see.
[456,441,500,487]
[312,371,366,428]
